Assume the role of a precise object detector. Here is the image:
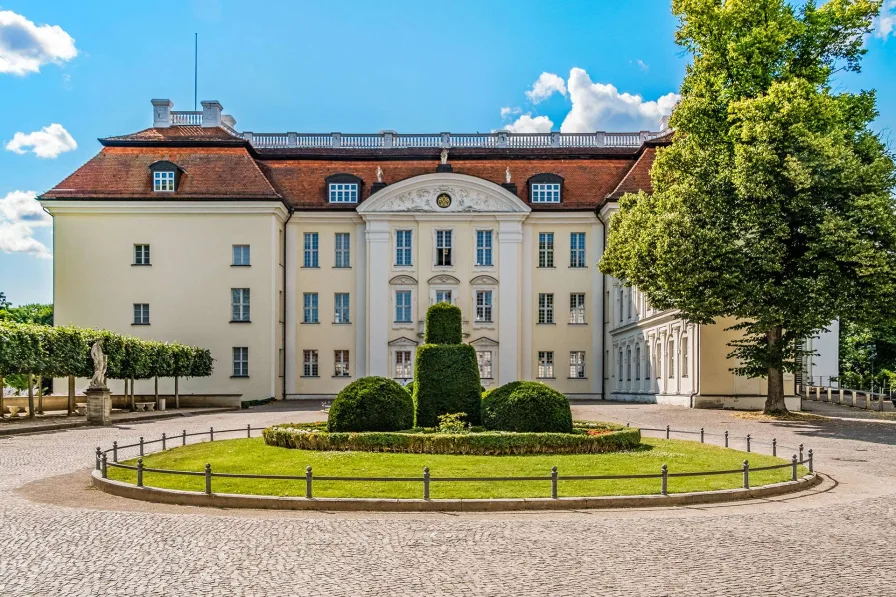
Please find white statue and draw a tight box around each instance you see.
[505,167,511,184]
[440,148,449,165]
[88,340,108,390]
[376,166,383,183]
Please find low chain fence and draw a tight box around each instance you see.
[93,424,816,500]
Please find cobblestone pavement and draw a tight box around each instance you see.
[1,401,895,596]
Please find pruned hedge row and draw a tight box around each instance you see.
[262,423,641,456]
[0,321,213,380]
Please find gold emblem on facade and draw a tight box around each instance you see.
[436,193,452,208]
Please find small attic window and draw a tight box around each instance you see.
[149,160,181,192]
[325,173,362,203]
[528,173,564,204]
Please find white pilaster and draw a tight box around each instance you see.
[366,219,390,376]
[520,225,533,380]
[354,221,368,378]
[498,218,523,384]
[591,221,604,396]
[284,221,298,396]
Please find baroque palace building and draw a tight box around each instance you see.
[40,100,837,408]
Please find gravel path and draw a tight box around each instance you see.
[1,401,894,596]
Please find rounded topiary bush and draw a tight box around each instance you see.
[328,376,414,432]
[481,381,573,433]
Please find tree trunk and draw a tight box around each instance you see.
[764,326,788,415]
[175,376,179,409]
[130,376,136,411]
[67,375,75,416]
[154,376,159,409]
[27,374,35,419]
[36,376,43,414]
[123,377,128,410]
[0,373,4,419]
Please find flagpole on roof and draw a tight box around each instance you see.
[194,33,198,111]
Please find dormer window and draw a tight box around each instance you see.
[325,173,363,204]
[528,173,564,204]
[149,161,182,192]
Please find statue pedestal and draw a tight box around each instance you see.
[85,387,112,426]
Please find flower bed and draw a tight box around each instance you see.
[262,421,641,455]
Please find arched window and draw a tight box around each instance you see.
[681,335,689,378]
[655,341,661,378]
[527,173,564,204]
[626,348,631,381]
[618,349,624,381]
[668,337,675,378]
[325,173,363,203]
[635,345,641,380]
[149,160,182,192]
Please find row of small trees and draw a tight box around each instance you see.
[0,322,213,419]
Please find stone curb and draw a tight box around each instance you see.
[91,470,822,512]
[0,408,239,437]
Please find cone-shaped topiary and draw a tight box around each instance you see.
[328,376,414,432]
[481,381,573,433]
[424,302,463,344]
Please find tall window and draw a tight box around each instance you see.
[618,349,624,380]
[538,351,554,378]
[435,290,452,304]
[334,233,351,268]
[153,170,175,192]
[477,351,493,379]
[538,293,554,324]
[334,293,350,323]
[133,303,150,325]
[475,290,493,322]
[655,341,661,378]
[646,344,651,379]
[134,244,150,265]
[626,348,632,381]
[395,290,412,322]
[668,338,675,378]
[232,245,250,266]
[538,233,554,268]
[627,289,632,320]
[569,293,586,324]
[570,233,586,268]
[681,335,689,378]
[395,230,413,266]
[435,230,453,266]
[618,288,625,323]
[334,350,350,377]
[231,288,250,322]
[569,351,585,379]
[531,183,560,203]
[232,347,248,377]
[303,233,319,268]
[395,350,413,379]
[303,293,319,323]
[475,230,493,266]
[303,350,319,377]
[635,345,641,380]
[328,183,358,203]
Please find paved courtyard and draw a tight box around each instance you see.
[1,401,895,596]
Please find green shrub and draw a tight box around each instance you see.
[414,343,482,427]
[437,412,470,434]
[404,381,414,394]
[424,303,462,344]
[263,423,640,455]
[328,376,414,432]
[482,381,573,433]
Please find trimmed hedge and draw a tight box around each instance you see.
[328,376,414,432]
[482,381,573,433]
[424,303,462,344]
[413,343,482,427]
[263,423,641,455]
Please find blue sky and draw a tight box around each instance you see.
[1,0,895,305]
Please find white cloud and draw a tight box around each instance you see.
[635,59,649,71]
[6,123,77,158]
[875,0,896,38]
[560,67,679,133]
[0,10,77,76]
[503,114,554,134]
[500,106,522,119]
[0,191,51,258]
[525,72,567,104]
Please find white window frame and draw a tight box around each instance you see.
[681,335,689,378]
[303,349,319,377]
[474,229,494,267]
[394,289,414,324]
[231,288,250,322]
[303,232,319,268]
[334,350,350,377]
[433,288,454,305]
[133,303,150,325]
[474,289,493,324]
[538,232,554,268]
[232,244,250,266]
[635,345,641,380]
[328,182,358,203]
[537,351,555,379]
[394,229,413,267]
[569,351,586,379]
[232,347,248,377]
[434,229,454,267]
[393,349,414,380]
[153,170,175,192]
[569,293,586,324]
[303,292,319,324]
[668,337,675,379]
[477,350,494,380]
[531,182,560,203]
[570,232,586,268]
[538,293,554,324]
[334,293,350,324]
[134,244,150,265]
[626,347,632,381]
[334,233,351,268]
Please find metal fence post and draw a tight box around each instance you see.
[772,438,777,457]
[162,432,166,451]
[210,427,214,442]
[137,458,144,487]
[205,463,212,495]
[742,460,749,489]
[95,447,101,470]
[112,441,118,463]
[661,464,668,495]
[139,436,144,457]
[101,453,108,479]
[182,429,187,446]
[423,467,430,500]
[791,455,798,481]
[666,425,670,439]
[305,466,313,498]
[551,466,558,499]
[799,444,804,462]
[724,430,729,448]
[746,434,751,453]
[247,424,251,438]
[808,449,814,473]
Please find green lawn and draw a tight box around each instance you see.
[107,437,806,499]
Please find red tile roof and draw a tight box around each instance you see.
[606,147,658,200]
[101,126,244,144]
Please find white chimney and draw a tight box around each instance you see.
[221,114,237,129]
[659,115,671,131]
[152,99,173,128]
[201,100,223,127]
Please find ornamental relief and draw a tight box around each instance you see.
[378,184,512,213]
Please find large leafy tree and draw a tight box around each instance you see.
[600,0,896,413]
